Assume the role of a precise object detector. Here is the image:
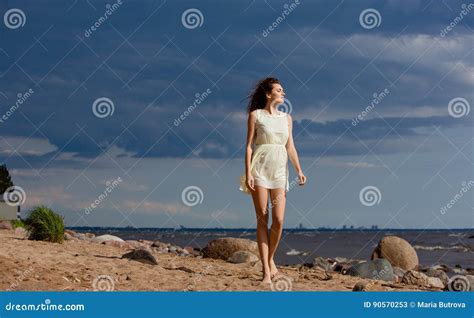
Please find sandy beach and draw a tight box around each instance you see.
[0,229,430,292]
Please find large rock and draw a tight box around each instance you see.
[228,251,259,264]
[346,259,395,281]
[92,234,124,243]
[122,249,158,265]
[202,237,259,260]
[371,236,419,271]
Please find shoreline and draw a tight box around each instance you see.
[1,228,469,292]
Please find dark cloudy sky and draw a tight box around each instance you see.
[0,0,472,229]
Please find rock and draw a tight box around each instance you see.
[426,268,449,286]
[333,262,353,273]
[64,229,76,236]
[402,270,429,286]
[169,246,177,253]
[0,220,13,230]
[84,232,95,239]
[346,259,395,281]
[352,280,386,291]
[92,234,124,243]
[371,236,419,271]
[452,267,467,275]
[401,270,444,288]
[392,266,406,282]
[335,257,352,263]
[71,232,93,241]
[14,227,27,237]
[431,264,449,272]
[121,249,158,265]
[157,247,169,253]
[427,277,444,289]
[228,251,259,264]
[151,240,170,249]
[138,239,153,246]
[202,237,259,261]
[64,233,79,241]
[313,257,335,271]
[183,246,198,256]
[352,281,367,291]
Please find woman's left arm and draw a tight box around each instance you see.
[286,114,307,185]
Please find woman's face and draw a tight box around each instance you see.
[267,83,285,105]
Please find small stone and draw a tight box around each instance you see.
[0,220,13,230]
[426,268,449,286]
[121,249,158,266]
[92,234,124,243]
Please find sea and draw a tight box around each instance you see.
[70,227,473,269]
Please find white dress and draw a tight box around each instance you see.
[239,108,289,195]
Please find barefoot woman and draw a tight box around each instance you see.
[239,77,307,283]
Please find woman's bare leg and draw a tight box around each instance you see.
[268,188,286,278]
[250,185,271,283]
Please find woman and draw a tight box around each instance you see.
[239,77,307,284]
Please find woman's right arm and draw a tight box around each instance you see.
[245,111,257,191]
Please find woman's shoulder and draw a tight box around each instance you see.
[248,109,260,124]
[250,109,261,121]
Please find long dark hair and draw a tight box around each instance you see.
[244,77,280,113]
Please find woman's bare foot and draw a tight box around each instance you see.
[261,274,272,284]
[269,259,279,278]
[261,267,272,284]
